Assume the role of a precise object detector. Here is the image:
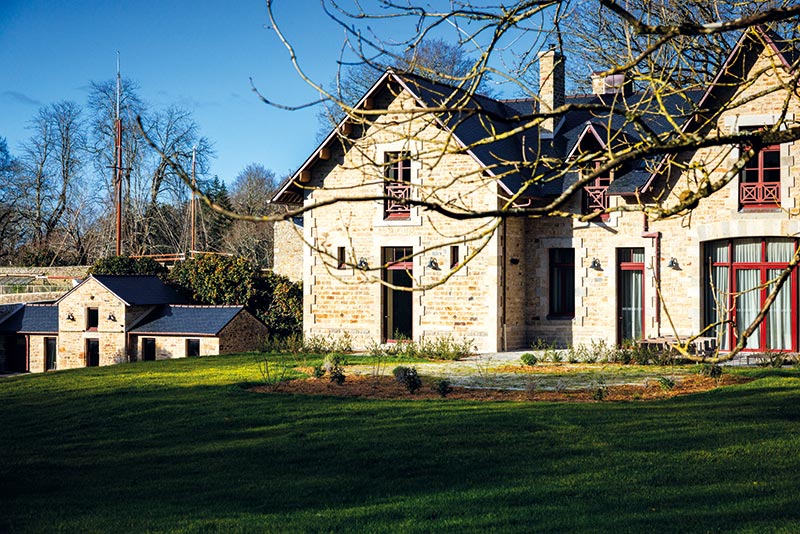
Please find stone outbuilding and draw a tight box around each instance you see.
[0,275,268,373]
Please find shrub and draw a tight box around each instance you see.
[304,333,353,355]
[88,255,168,277]
[417,334,474,360]
[392,366,410,382]
[312,365,325,379]
[520,353,538,366]
[329,367,346,385]
[699,363,723,379]
[393,366,422,393]
[433,379,453,397]
[657,376,676,390]
[756,350,786,368]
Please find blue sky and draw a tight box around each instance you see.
[0,1,362,183]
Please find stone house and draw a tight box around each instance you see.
[0,274,268,373]
[272,26,800,354]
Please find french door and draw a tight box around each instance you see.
[382,247,413,342]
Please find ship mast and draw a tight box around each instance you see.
[114,52,123,256]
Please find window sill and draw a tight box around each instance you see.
[547,314,575,321]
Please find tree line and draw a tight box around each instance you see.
[0,80,284,268]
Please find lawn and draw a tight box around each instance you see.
[2,353,800,533]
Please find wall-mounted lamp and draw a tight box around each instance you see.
[590,258,602,270]
[427,257,440,270]
[667,257,680,270]
[66,312,75,321]
[107,313,116,322]
[357,257,369,270]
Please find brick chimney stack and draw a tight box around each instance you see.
[538,44,565,137]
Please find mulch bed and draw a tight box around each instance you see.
[251,373,750,402]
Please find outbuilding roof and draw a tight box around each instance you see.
[58,275,188,306]
[0,304,58,334]
[129,305,247,336]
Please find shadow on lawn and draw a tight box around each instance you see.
[2,364,800,532]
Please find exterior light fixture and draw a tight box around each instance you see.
[107,313,116,321]
[357,257,369,270]
[667,257,679,270]
[66,312,75,321]
[590,258,602,270]
[427,257,440,270]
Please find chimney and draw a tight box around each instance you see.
[538,44,565,136]
[591,72,629,96]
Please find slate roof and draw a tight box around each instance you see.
[0,304,58,334]
[273,26,800,203]
[65,275,189,306]
[129,305,246,336]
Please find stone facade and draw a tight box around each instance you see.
[275,31,800,354]
[272,219,304,282]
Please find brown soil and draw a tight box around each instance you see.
[252,373,749,402]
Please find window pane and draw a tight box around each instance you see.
[708,241,729,263]
[763,169,780,183]
[763,149,780,169]
[735,269,761,350]
[767,269,792,350]
[733,239,761,262]
[766,239,793,262]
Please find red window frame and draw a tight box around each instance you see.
[617,248,645,342]
[706,238,798,351]
[384,152,412,220]
[740,134,781,210]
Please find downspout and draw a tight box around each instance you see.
[501,219,508,352]
[642,214,661,336]
[25,334,30,372]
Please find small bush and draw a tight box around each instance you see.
[756,350,787,368]
[323,353,346,384]
[392,366,410,382]
[657,376,676,390]
[520,353,538,366]
[699,363,723,379]
[312,365,325,379]
[393,366,422,393]
[433,379,453,397]
[305,333,353,355]
[592,386,606,401]
[329,367,346,385]
[417,334,474,360]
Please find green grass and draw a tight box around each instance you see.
[2,354,800,533]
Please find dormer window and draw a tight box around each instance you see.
[582,161,611,221]
[740,134,781,210]
[384,151,412,220]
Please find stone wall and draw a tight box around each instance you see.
[57,278,127,369]
[219,310,269,354]
[129,334,219,360]
[301,85,503,352]
[273,219,304,282]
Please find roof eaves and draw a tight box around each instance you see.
[272,70,397,204]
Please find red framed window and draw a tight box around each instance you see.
[582,161,611,221]
[86,307,98,331]
[740,131,781,210]
[450,246,460,269]
[705,238,797,351]
[384,152,412,220]
[618,248,645,342]
[336,247,346,269]
[549,248,575,318]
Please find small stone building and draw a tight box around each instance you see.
[272,27,800,354]
[0,275,268,373]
